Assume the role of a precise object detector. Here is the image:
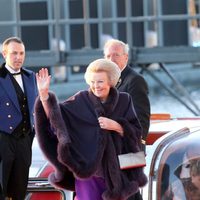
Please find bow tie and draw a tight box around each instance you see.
[11,72,21,76]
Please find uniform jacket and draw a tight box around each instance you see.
[0,63,38,134]
[116,65,150,140]
[34,88,147,200]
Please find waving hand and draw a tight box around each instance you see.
[36,68,51,100]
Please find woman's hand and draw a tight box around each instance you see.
[36,68,51,100]
[98,116,124,136]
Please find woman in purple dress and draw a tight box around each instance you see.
[34,58,147,200]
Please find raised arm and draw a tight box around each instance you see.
[36,68,51,117]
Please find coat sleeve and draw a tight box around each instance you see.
[128,74,150,139]
[34,92,75,191]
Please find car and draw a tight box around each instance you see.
[26,114,200,200]
[144,114,200,200]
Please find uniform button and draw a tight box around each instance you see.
[6,102,10,106]
[22,105,25,108]
[32,125,35,128]
[8,115,11,118]
[23,128,26,131]
[9,126,13,130]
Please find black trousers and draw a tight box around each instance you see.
[0,132,34,200]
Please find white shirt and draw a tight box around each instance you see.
[5,65,24,92]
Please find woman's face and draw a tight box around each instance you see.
[89,71,111,102]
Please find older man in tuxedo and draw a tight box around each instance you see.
[104,39,150,200]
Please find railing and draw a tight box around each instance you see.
[1,0,200,51]
[1,46,200,67]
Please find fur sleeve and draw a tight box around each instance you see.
[34,92,75,190]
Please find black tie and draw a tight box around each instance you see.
[12,72,21,76]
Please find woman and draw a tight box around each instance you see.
[34,58,147,200]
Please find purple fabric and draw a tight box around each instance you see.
[75,176,106,200]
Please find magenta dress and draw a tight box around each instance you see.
[75,176,106,200]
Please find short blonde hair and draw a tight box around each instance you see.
[2,37,24,51]
[84,58,121,87]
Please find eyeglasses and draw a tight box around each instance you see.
[105,53,125,59]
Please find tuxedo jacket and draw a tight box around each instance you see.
[116,65,150,139]
[0,63,38,134]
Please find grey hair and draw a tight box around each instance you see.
[84,58,121,87]
[103,39,129,54]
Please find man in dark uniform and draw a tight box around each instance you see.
[104,39,150,200]
[0,37,38,200]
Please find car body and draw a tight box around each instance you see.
[144,114,200,200]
